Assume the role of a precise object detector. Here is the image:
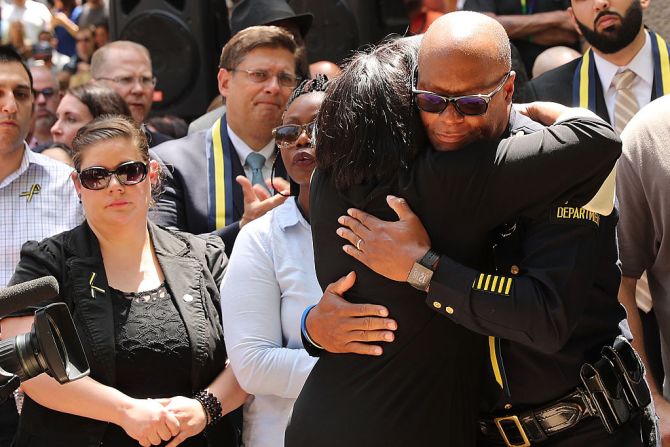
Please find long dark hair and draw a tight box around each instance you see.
[316,36,425,190]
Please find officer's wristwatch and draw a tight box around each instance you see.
[407,249,440,291]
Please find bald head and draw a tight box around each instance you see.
[420,11,511,73]
[532,46,581,79]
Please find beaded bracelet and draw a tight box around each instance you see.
[194,389,223,426]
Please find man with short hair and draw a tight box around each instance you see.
[27,63,60,148]
[0,45,81,447]
[152,26,302,254]
[90,40,170,146]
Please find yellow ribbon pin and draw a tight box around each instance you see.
[89,272,104,298]
[19,184,41,202]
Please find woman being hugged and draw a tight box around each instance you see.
[220,76,328,447]
[4,115,246,447]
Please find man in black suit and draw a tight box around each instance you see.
[151,26,302,254]
[521,0,669,125]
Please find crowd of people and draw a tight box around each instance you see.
[0,0,668,446]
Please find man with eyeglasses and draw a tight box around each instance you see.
[90,40,170,148]
[0,45,81,447]
[152,26,302,255]
[27,63,60,149]
[300,12,649,446]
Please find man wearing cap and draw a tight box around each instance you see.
[152,26,302,255]
[188,0,313,135]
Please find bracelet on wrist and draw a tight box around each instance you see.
[194,389,223,427]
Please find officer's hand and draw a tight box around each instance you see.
[337,195,431,282]
[515,102,568,126]
[237,175,289,228]
[306,272,397,356]
[653,394,670,446]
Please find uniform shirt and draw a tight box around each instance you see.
[593,30,654,124]
[227,124,277,183]
[221,197,321,447]
[0,146,82,287]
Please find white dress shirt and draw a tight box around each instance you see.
[220,197,321,447]
[227,124,277,183]
[593,31,655,123]
[0,146,83,287]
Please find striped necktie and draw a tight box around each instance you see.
[612,69,638,134]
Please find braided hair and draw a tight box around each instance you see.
[271,74,330,196]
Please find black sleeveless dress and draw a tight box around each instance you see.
[285,113,620,447]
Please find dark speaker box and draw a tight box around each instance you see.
[110,0,230,121]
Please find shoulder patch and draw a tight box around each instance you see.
[551,206,600,226]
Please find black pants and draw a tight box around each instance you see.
[477,416,643,447]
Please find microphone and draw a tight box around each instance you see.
[0,277,59,318]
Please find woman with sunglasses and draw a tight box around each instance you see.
[220,76,329,447]
[5,115,246,447]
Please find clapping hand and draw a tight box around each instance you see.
[237,176,290,228]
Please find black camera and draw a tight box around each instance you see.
[0,277,89,404]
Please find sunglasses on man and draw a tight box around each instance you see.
[77,161,148,190]
[411,68,511,116]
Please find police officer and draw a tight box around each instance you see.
[303,12,649,447]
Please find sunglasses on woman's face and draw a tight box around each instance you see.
[77,161,148,190]
[412,70,511,116]
[272,121,316,148]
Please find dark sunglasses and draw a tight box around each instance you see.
[33,87,56,98]
[77,161,148,190]
[272,121,316,148]
[412,68,511,116]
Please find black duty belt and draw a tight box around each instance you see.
[479,389,595,447]
[479,336,655,447]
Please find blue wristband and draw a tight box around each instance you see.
[301,304,324,351]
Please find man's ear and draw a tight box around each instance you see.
[567,7,583,37]
[639,0,650,10]
[218,68,232,98]
[148,159,160,187]
[504,71,516,103]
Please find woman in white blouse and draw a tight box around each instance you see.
[220,75,328,447]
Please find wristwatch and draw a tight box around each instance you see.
[407,249,440,291]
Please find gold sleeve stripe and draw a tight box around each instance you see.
[491,276,499,291]
[472,273,513,296]
[505,277,513,295]
[484,274,492,291]
[489,336,503,388]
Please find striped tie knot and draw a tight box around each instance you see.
[613,69,636,91]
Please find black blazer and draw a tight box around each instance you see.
[521,54,666,123]
[150,114,286,255]
[9,222,236,447]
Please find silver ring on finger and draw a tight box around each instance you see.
[356,238,364,251]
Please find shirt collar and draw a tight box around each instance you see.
[227,124,276,166]
[593,30,654,93]
[275,197,309,231]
